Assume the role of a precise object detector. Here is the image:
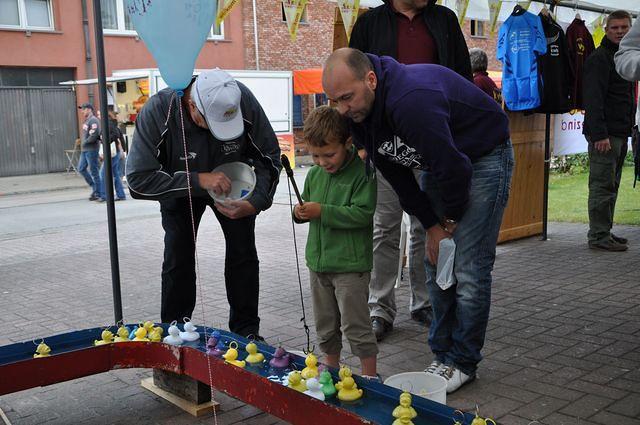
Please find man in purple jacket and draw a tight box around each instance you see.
[322,48,514,393]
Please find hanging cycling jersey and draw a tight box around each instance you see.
[497,9,547,111]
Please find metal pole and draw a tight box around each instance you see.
[252,0,260,70]
[530,0,638,17]
[542,113,551,240]
[92,0,123,323]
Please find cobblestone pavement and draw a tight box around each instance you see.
[0,189,639,424]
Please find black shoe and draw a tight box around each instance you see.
[411,307,433,326]
[589,239,628,252]
[371,317,392,341]
[95,198,106,203]
[611,234,628,245]
[115,197,126,201]
[89,194,98,201]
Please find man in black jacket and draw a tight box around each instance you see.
[126,69,281,337]
[583,10,634,252]
[349,0,472,341]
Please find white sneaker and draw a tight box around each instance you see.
[438,365,475,393]
[424,359,445,375]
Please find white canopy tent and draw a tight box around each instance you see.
[346,0,638,29]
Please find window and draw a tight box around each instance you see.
[293,95,303,128]
[0,0,53,30]
[281,3,307,23]
[101,0,135,34]
[470,20,486,38]
[0,67,74,87]
[207,22,224,40]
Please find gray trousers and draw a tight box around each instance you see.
[368,171,430,324]
[587,135,628,243]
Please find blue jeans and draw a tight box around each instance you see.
[78,150,101,197]
[422,141,514,376]
[100,153,126,200]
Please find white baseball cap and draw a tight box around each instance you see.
[191,69,244,141]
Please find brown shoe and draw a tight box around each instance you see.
[589,239,628,252]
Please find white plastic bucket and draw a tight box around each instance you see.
[208,162,256,203]
[384,372,447,405]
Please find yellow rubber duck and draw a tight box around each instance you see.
[337,376,363,401]
[94,329,115,346]
[114,325,131,342]
[133,326,150,342]
[143,321,155,335]
[245,341,264,364]
[335,365,352,391]
[287,370,307,392]
[471,413,496,425]
[223,342,246,368]
[301,352,318,379]
[148,327,163,342]
[33,341,51,358]
[392,392,417,425]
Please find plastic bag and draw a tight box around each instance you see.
[436,238,457,290]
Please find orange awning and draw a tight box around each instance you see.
[293,68,323,95]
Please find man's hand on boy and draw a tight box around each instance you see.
[296,202,321,220]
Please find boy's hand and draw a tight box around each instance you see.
[293,204,303,220]
[297,202,321,220]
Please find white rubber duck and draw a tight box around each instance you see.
[304,377,325,401]
[163,321,183,346]
[179,318,200,342]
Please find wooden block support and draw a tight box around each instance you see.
[140,369,220,417]
[141,377,219,417]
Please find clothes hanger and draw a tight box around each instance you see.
[574,1,581,20]
[540,0,550,17]
[512,4,525,15]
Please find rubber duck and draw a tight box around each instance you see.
[471,411,497,425]
[223,342,246,368]
[114,325,131,342]
[148,327,163,342]
[335,365,352,391]
[33,341,51,358]
[318,370,336,399]
[94,329,114,346]
[392,392,417,425]
[337,376,363,401]
[244,341,265,364]
[205,335,218,355]
[210,339,227,357]
[303,377,325,401]
[269,346,291,368]
[163,322,183,346]
[133,326,150,342]
[301,352,319,379]
[142,321,155,335]
[287,370,307,392]
[180,319,200,342]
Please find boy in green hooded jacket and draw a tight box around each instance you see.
[294,105,378,379]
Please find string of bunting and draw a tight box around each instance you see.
[216,0,240,27]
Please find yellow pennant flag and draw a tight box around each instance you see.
[456,0,470,25]
[488,0,502,35]
[337,0,360,43]
[216,0,239,27]
[283,0,308,42]
[436,0,443,4]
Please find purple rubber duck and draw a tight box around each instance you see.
[269,346,292,368]
[206,331,224,357]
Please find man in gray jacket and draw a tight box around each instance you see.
[126,69,281,337]
[77,103,102,201]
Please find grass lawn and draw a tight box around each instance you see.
[548,165,640,225]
